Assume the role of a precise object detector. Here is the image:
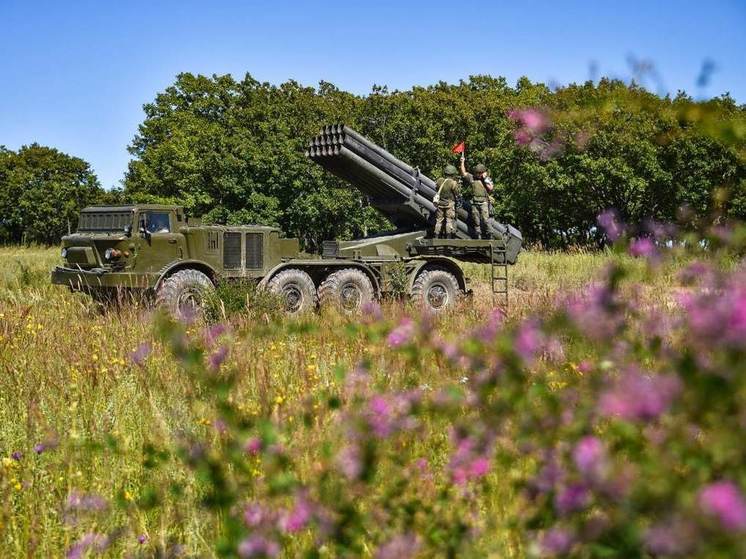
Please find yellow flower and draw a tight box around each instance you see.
[124,490,133,501]
[274,395,284,406]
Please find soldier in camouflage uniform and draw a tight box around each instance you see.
[433,165,460,239]
[459,156,494,239]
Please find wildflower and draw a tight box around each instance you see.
[130,342,151,367]
[554,483,590,515]
[137,534,148,544]
[237,535,280,558]
[361,301,383,322]
[279,494,313,533]
[598,368,680,422]
[336,444,362,480]
[33,437,58,455]
[208,346,229,371]
[629,237,657,259]
[66,532,109,559]
[514,320,543,363]
[204,323,227,346]
[572,436,607,479]
[448,430,494,486]
[244,437,262,455]
[367,395,394,438]
[11,451,22,461]
[375,533,421,559]
[386,317,415,348]
[644,517,697,556]
[65,490,108,513]
[539,526,574,556]
[243,502,269,528]
[698,481,746,532]
[597,209,624,242]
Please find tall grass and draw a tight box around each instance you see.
[0,246,692,556]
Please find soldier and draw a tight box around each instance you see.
[459,155,494,239]
[433,165,460,239]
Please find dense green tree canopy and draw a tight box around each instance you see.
[0,144,107,244]
[125,73,745,248]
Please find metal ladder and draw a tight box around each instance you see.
[490,243,508,311]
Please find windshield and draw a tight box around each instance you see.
[145,212,171,233]
[78,212,133,232]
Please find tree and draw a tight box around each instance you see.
[0,144,104,244]
[124,73,746,249]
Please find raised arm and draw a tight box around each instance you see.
[459,154,467,177]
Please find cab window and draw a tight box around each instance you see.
[146,212,171,234]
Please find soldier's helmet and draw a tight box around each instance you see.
[444,164,458,177]
[474,163,487,174]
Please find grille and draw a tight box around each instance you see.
[245,233,263,269]
[78,212,131,232]
[322,241,339,257]
[223,232,241,269]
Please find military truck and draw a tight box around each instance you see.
[52,126,522,315]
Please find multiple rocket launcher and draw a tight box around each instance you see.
[306,124,523,264]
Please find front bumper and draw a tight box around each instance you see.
[51,266,155,291]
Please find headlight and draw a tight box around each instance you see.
[104,248,122,260]
[61,248,68,259]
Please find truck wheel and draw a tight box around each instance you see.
[411,269,461,312]
[318,268,375,314]
[267,269,317,315]
[156,269,214,319]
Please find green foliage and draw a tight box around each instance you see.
[125,74,745,249]
[0,144,105,244]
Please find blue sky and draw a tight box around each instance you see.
[1,0,744,189]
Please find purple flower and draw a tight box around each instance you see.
[554,483,590,515]
[337,444,362,480]
[645,517,697,556]
[698,481,746,532]
[130,342,151,367]
[279,494,313,533]
[244,437,262,456]
[598,369,680,422]
[65,490,108,513]
[448,430,494,486]
[597,210,624,242]
[11,451,22,461]
[243,502,268,528]
[361,301,383,322]
[137,534,148,545]
[386,317,415,348]
[375,533,421,559]
[367,395,394,438]
[539,526,574,556]
[572,436,606,479]
[33,437,58,455]
[204,323,227,346]
[629,237,657,259]
[66,533,109,559]
[237,535,280,558]
[208,346,229,371]
[514,320,543,362]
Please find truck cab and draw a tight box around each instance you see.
[51,204,301,306]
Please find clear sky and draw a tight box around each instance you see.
[1,0,744,189]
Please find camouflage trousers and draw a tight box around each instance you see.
[471,200,490,238]
[434,201,456,238]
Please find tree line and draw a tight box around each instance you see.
[2,74,744,247]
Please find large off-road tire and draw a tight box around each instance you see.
[318,268,375,314]
[410,268,461,312]
[267,269,317,315]
[156,269,214,319]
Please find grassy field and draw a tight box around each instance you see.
[0,246,687,557]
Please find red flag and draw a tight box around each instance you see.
[451,141,465,154]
